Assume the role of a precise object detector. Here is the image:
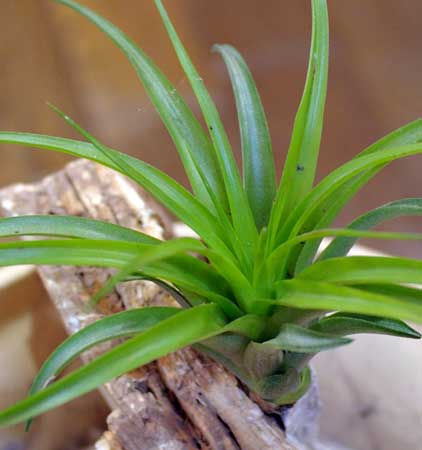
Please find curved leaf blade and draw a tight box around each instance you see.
[263,323,351,353]
[214,44,276,229]
[265,279,422,323]
[294,120,422,272]
[319,198,422,261]
[56,0,228,216]
[0,304,227,428]
[0,215,157,244]
[272,143,422,278]
[89,237,206,307]
[0,239,235,309]
[283,145,422,244]
[25,306,180,429]
[0,132,230,252]
[298,256,422,286]
[154,0,258,265]
[49,104,235,260]
[263,227,422,283]
[311,312,421,339]
[267,0,329,249]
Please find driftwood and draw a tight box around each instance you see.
[0,160,297,450]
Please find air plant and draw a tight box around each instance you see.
[0,0,421,429]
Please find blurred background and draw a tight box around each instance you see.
[0,2,421,450]
[1,0,422,256]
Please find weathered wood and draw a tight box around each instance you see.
[0,160,295,450]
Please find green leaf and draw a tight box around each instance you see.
[0,304,227,428]
[25,306,180,430]
[0,216,236,311]
[311,313,421,339]
[50,103,252,277]
[0,215,157,244]
[263,279,422,323]
[0,132,231,253]
[263,323,351,353]
[298,255,422,285]
[56,0,228,217]
[154,0,258,267]
[220,314,268,341]
[282,145,422,246]
[294,120,422,272]
[272,142,422,278]
[207,250,255,311]
[124,277,241,320]
[214,44,276,229]
[267,0,329,249]
[0,239,235,309]
[88,237,206,307]
[354,283,422,304]
[49,104,237,262]
[319,198,422,261]
[262,227,422,283]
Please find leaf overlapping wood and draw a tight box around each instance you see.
[0,159,296,450]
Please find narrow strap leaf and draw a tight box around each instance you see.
[0,239,232,302]
[353,283,422,304]
[128,276,241,318]
[214,44,276,229]
[89,237,206,307]
[90,238,205,306]
[0,132,231,253]
[268,279,422,324]
[56,0,228,216]
[207,250,255,312]
[267,0,329,249]
[319,198,422,261]
[263,323,351,353]
[293,119,422,272]
[50,104,236,260]
[272,142,422,278]
[311,313,421,339]
[154,0,258,265]
[0,215,158,244]
[25,306,180,430]
[0,216,235,306]
[298,255,422,286]
[52,101,252,278]
[0,304,227,428]
[262,227,422,283]
[283,144,422,244]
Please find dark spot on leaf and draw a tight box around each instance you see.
[296,164,305,172]
[209,125,213,131]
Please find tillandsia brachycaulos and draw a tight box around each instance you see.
[0,0,421,429]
